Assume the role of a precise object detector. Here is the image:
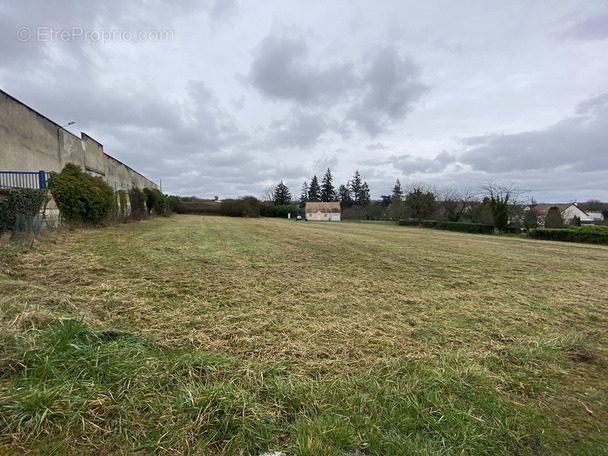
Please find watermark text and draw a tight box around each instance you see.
[17,26,174,44]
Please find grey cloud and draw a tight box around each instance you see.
[209,0,239,20]
[14,76,239,156]
[247,32,355,104]
[387,151,456,174]
[267,110,327,148]
[560,12,608,41]
[365,143,388,151]
[575,93,608,115]
[312,156,339,176]
[174,81,242,149]
[247,34,428,136]
[459,93,608,173]
[347,46,429,136]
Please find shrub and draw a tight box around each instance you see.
[0,188,47,232]
[444,222,494,234]
[219,196,261,217]
[529,226,608,245]
[51,164,115,225]
[422,220,439,228]
[143,188,168,216]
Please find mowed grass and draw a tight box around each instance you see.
[1,215,607,455]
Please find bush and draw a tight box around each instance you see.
[260,204,300,218]
[51,164,115,225]
[0,188,47,232]
[143,188,168,216]
[219,196,260,217]
[529,226,608,245]
[444,222,494,234]
[422,220,439,228]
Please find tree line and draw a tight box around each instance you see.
[268,170,606,232]
[272,168,372,208]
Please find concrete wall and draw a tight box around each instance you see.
[0,89,158,191]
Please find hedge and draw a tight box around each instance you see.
[175,198,222,216]
[444,222,494,234]
[219,196,261,217]
[398,219,417,226]
[422,220,438,228]
[528,226,608,245]
[0,188,47,232]
[260,204,300,218]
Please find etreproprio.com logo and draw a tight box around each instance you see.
[17,26,175,44]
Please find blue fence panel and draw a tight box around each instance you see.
[0,171,52,189]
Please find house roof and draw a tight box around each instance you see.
[533,203,588,217]
[305,202,341,213]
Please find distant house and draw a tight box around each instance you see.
[586,211,605,222]
[532,203,592,226]
[305,202,341,221]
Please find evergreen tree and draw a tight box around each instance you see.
[387,179,406,220]
[404,187,436,224]
[350,170,370,206]
[299,180,308,208]
[338,184,353,208]
[380,195,392,208]
[320,168,337,202]
[490,195,509,233]
[392,179,403,201]
[308,175,321,202]
[273,180,292,206]
[358,182,371,206]
[523,207,539,230]
[545,206,564,228]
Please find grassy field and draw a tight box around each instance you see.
[1,215,607,455]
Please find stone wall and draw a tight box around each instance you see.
[0,89,158,191]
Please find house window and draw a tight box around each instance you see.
[324,213,328,217]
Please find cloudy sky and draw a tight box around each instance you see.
[1,0,607,202]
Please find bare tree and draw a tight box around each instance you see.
[261,186,274,202]
[479,178,528,233]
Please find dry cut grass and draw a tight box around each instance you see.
[7,216,606,368]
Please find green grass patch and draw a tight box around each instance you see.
[2,320,558,455]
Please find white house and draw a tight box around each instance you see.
[305,202,341,221]
[532,203,591,226]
